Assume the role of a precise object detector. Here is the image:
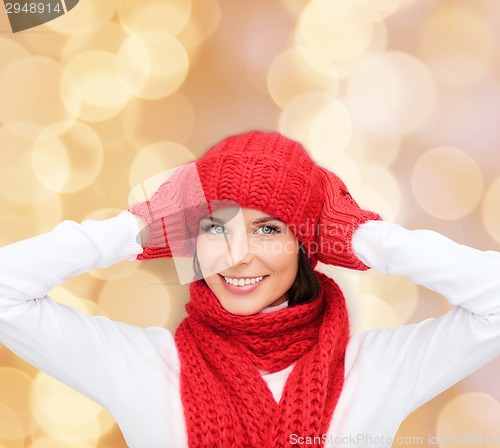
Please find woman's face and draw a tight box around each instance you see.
[196,207,299,315]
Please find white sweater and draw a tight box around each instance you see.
[1,211,500,448]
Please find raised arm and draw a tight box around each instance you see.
[351,220,500,414]
[0,211,162,407]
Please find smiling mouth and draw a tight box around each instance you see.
[221,275,265,286]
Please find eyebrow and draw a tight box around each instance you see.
[251,216,283,225]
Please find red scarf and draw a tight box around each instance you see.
[175,271,349,448]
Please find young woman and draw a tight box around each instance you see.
[1,130,500,448]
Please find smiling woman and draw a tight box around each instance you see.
[197,208,300,315]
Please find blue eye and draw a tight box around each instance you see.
[211,225,226,234]
[200,223,226,235]
[258,225,280,235]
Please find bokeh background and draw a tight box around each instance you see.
[0,0,499,446]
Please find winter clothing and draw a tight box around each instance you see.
[1,212,500,447]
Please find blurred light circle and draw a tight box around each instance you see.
[318,265,362,301]
[346,99,401,167]
[399,0,418,7]
[33,130,70,193]
[313,153,362,189]
[0,37,30,70]
[236,7,294,94]
[129,142,196,190]
[117,31,189,100]
[98,270,171,327]
[346,52,437,134]
[49,286,107,316]
[359,272,418,324]
[346,99,398,140]
[45,0,116,35]
[482,177,500,244]
[267,46,340,109]
[28,435,96,448]
[177,0,221,48]
[364,165,401,221]
[309,101,352,157]
[32,121,104,194]
[48,286,76,305]
[61,51,131,122]
[32,373,102,425]
[0,213,35,245]
[299,0,374,60]
[279,93,352,161]
[119,0,191,35]
[329,0,401,22]
[350,186,394,222]
[96,408,118,438]
[279,92,335,145]
[123,93,195,149]
[0,195,63,244]
[0,56,71,126]
[0,123,56,205]
[31,372,101,443]
[333,20,388,79]
[9,27,67,60]
[420,6,495,89]
[84,208,123,221]
[349,293,399,333]
[61,24,126,62]
[436,392,500,444]
[280,0,308,18]
[0,368,34,439]
[412,147,483,220]
[32,195,64,234]
[0,404,24,442]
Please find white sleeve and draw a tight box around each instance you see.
[351,220,500,414]
[0,211,157,407]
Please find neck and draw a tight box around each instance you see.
[259,300,289,314]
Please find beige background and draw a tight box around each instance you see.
[0,0,500,446]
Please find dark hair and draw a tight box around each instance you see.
[287,244,321,307]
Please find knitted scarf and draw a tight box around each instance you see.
[174,271,350,448]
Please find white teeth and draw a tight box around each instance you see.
[223,276,264,286]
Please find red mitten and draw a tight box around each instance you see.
[315,167,381,270]
[129,163,208,260]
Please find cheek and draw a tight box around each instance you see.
[261,239,299,276]
[196,238,232,274]
[204,273,223,290]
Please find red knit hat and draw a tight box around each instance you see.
[129,130,380,273]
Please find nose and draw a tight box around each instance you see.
[233,246,254,266]
[225,229,252,266]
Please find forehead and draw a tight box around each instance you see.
[204,207,281,223]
